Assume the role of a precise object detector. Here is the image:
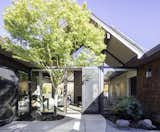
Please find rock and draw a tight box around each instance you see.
[144,119,152,126]
[0,67,18,125]
[138,119,156,129]
[116,119,130,128]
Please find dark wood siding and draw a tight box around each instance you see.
[137,59,160,116]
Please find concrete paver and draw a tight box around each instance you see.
[0,114,159,132]
[83,114,106,132]
[0,114,105,132]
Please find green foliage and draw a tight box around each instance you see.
[18,71,28,81]
[3,0,105,67]
[113,97,144,121]
[3,0,106,94]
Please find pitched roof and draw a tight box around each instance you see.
[0,14,146,69]
[137,44,160,65]
[143,44,160,57]
[91,14,144,60]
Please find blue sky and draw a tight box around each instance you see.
[1,0,160,51]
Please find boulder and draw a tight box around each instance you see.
[138,119,156,129]
[0,67,18,125]
[116,119,130,128]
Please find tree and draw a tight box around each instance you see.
[3,0,106,114]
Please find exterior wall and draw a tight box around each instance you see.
[109,73,127,98]
[137,59,160,118]
[108,71,137,102]
[82,67,104,114]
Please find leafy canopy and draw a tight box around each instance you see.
[4,0,106,68]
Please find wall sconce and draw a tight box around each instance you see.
[146,67,152,78]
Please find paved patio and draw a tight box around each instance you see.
[0,114,105,132]
[0,114,159,132]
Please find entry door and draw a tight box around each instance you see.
[82,67,103,113]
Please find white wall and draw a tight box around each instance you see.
[82,67,103,113]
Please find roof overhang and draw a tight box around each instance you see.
[137,44,160,66]
[91,14,145,67]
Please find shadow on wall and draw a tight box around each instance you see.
[82,92,104,114]
[0,67,18,125]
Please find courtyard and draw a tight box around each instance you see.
[0,0,160,132]
[0,114,159,132]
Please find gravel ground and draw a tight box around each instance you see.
[106,120,160,132]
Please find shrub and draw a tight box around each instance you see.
[113,96,144,121]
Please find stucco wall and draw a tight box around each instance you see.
[109,73,127,99]
[108,71,137,102]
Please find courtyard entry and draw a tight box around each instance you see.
[18,67,105,116]
[16,67,138,117]
[17,71,30,115]
[29,69,83,115]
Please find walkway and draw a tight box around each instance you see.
[0,114,159,132]
[0,114,106,132]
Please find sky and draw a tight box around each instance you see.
[0,0,160,51]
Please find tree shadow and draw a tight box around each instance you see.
[82,92,104,114]
[0,115,85,132]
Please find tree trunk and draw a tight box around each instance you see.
[49,71,58,116]
[54,93,58,116]
[63,84,67,114]
[63,70,68,114]
[48,69,68,116]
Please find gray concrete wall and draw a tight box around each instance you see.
[82,67,104,114]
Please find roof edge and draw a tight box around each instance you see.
[90,13,145,58]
